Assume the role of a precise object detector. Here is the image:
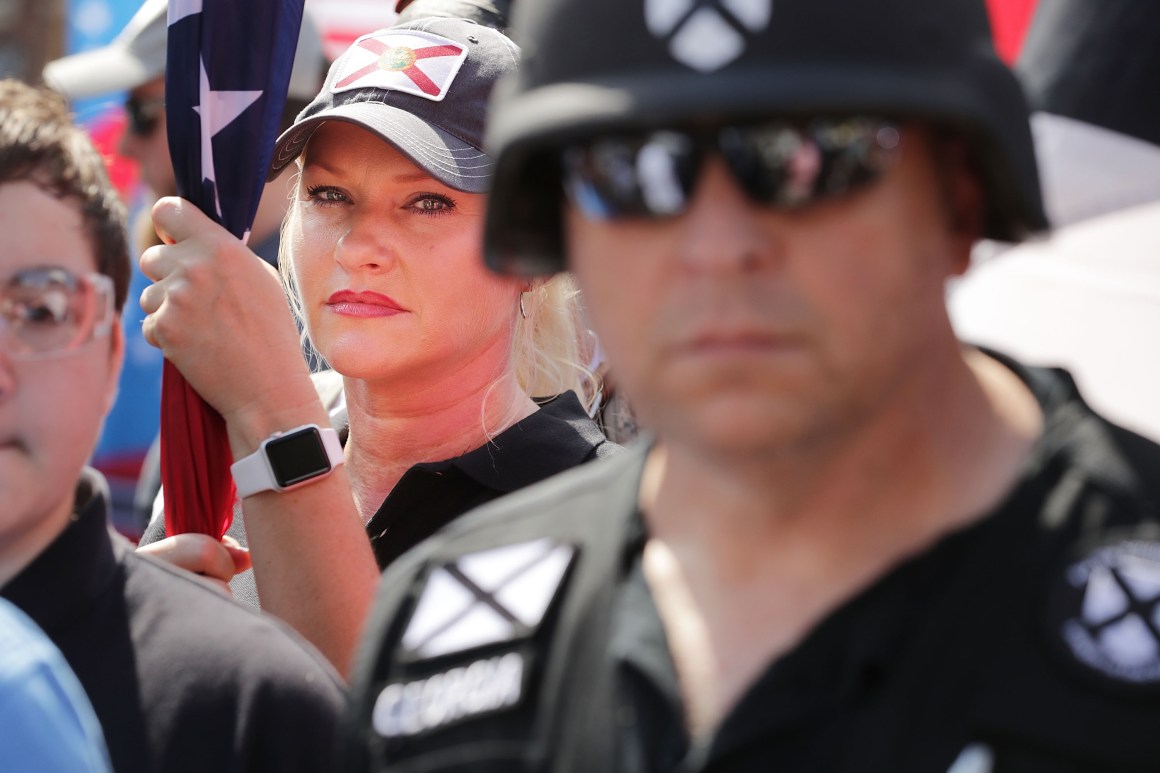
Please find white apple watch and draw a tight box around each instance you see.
[230,424,344,498]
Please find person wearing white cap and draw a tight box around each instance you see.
[43,0,327,265]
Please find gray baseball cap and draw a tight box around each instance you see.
[43,0,325,102]
[267,17,519,193]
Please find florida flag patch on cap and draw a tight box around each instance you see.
[330,29,468,101]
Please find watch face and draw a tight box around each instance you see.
[267,428,331,488]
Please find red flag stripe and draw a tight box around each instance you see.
[401,64,440,95]
[413,44,462,59]
[335,40,464,93]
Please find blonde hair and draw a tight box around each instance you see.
[514,273,598,411]
[277,195,598,412]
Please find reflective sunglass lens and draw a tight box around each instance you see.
[563,117,902,220]
[634,133,698,216]
[720,124,816,207]
[130,115,157,136]
[125,98,164,136]
[722,119,901,208]
[563,133,699,220]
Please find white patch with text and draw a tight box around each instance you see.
[372,652,524,738]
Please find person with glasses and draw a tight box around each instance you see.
[0,79,346,773]
[336,0,1160,771]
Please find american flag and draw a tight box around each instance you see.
[161,0,305,537]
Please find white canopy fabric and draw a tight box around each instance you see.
[1030,113,1160,229]
[952,200,1160,442]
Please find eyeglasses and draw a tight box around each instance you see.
[0,268,115,360]
[561,117,902,220]
[124,95,166,137]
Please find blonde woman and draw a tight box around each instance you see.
[137,19,616,674]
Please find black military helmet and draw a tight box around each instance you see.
[484,0,1048,276]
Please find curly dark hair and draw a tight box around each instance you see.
[0,79,130,310]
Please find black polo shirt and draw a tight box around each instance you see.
[360,391,617,568]
[344,356,1160,772]
[2,469,345,773]
[142,390,617,607]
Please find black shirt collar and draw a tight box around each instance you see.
[1,468,120,640]
[357,391,615,568]
[985,349,1145,500]
[434,392,610,492]
[336,391,609,494]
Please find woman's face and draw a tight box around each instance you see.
[288,121,522,386]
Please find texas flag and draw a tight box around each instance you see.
[166,0,304,230]
[330,29,467,102]
[161,0,305,537]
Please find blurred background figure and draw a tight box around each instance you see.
[0,598,111,773]
[309,0,398,60]
[44,0,328,263]
[982,0,1037,64]
[42,0,328,534]
[395,0,510,28]
[951,0,1160,441]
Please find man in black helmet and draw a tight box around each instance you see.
[343,1,1160,771]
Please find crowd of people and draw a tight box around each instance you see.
[3,0,1160,770]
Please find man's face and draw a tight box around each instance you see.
[566,128,972,457]
[117,77,176,198]
[0,182,123,570]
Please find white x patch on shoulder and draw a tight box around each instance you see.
[401,539,576,660]
[645,0,773,72]
[1059,541,1160,683]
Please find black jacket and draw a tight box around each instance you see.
[2,470,345,773]
[343,358,1160,772]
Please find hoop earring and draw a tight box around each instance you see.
[519,291,529,319]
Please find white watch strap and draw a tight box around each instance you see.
[230,425,344,499]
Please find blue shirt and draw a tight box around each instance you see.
[0,597,110,772]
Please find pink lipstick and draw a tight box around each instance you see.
[326,290,406,318]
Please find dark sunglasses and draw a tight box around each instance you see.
[124,96,166,137]
[561,116,902,220]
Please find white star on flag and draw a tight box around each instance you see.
[193,58,262,216]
